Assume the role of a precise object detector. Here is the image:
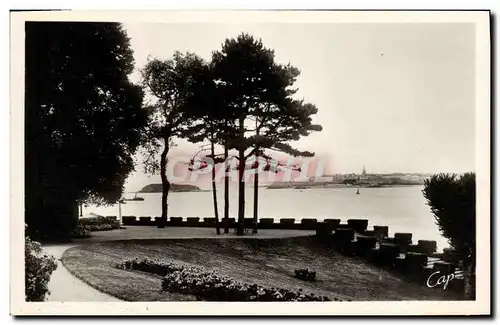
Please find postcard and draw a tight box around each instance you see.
[10,9,491,316]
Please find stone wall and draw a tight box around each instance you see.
[117,215,322,230]
[313,220,464,295]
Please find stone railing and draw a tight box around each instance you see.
[313,220,464,295]
[116,215,324,230]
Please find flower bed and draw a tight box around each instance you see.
[117,258,338,301]
[70,224,92,238]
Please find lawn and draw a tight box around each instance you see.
[61,236,462,301]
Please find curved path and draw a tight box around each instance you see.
[43,244,121,302]
[42,227,314,302]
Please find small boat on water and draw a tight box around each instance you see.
[127,193,144,201]
[356,188,360,195]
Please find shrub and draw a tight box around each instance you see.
[423,173,475,261]
[78,216,120,231]
[117,258,336,301]
[25,236,58,301]
[423,172,475,299]
[294,268,316,282]
[117,258,184,276]
[70,224,92,238]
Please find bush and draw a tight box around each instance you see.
[78,216,120,231]
[70,216,120,237]
[70,224,92,238]
[25,236,58,301]
[118,258,184,276]
[422,172,475,299]
[294,268,316,282]
[117,258,336,301]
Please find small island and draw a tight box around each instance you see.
[138,183,203,193]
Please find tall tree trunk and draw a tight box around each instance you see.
[237,116,245,235]
[118,200,122,226]
[158,139,170,228]
[224,142,230,234]
[252,116,260,234]
[211,140,221,235]
[253,147,259,234]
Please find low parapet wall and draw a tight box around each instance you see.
[117,215,324,230]
[116,217,443,252]
[313,221,464,295]
[116,216,444,254]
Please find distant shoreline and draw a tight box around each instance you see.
[134,184,424,193]
[138,183,204,193]
[139,189,209,193]
[267,184,424,190]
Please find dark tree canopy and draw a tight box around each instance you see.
[422,172,476,299]
[211,33,322,156]
[211,33,276,151]
[25,22,147,239]
[422,173,476,264]
[179,61,238,146]
[140,51,207,172]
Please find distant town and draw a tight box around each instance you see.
[267,167,433,189]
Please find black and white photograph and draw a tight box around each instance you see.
[10,9,490,316]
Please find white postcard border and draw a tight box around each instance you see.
[10,9,491,316]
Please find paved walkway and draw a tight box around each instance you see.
[43,245,121,302]
[42,226,314,302]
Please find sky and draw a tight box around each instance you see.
[121,22,476,192]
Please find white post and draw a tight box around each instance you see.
[118,200,123,227]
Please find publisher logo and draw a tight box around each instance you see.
[426,271,455,290]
